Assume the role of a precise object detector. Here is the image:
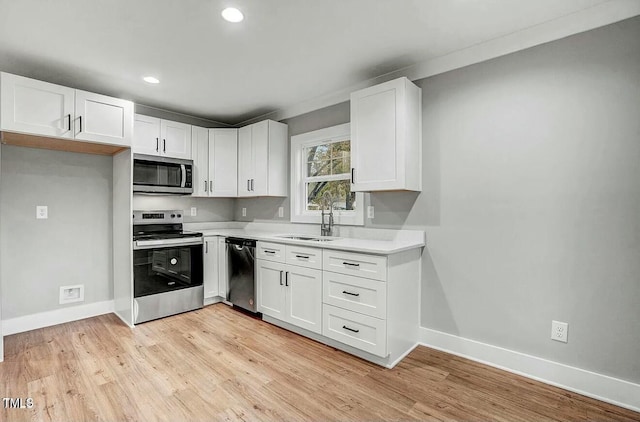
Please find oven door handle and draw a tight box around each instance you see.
[134,238,203,250]
[180,164,186,188]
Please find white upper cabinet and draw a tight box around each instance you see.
[192,127,238,197]
[1,72,75,139]
[208,128,238,197]
[75,90,133,146]
[350,77,422,192]
[133,114,191,159]
[237,119,287,197]
[1,72,133,146]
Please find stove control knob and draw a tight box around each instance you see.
[171,214,176,218]
[177,213,182,218]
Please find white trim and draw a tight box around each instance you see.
[419,327,640,413]
[2,300,114,336]
[290,123,364,226]
[236,0,640,126]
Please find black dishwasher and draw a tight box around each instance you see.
[225,237,257,313]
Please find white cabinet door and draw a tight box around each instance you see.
[133,114,161,155]
[257,260,286,319]
[350,77,421,192]
[75,90,133,146]
[209,128,238,197]
[1,72,75,139]
[237,125,253,197]
[161,120,192,159]
[203,236,219,298]
[250,121,269,196]
[191,126,209,197]
[286,266,323,334]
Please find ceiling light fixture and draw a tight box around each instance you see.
[143,76,160,84]
[221,7,244,23]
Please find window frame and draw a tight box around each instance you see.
[290,123,364,225]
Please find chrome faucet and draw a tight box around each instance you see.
[320,192,335,237]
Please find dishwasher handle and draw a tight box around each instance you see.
[225,237,256,248]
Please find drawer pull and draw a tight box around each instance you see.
[342,290,360,297]
[343,262,360,267]
[264,250,276,254]
[295,254,310,260]
[279,270,283,286]
[342,325,359,333]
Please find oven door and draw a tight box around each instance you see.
[134,243,203,298]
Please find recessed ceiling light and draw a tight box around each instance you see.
[221,7,244,23]
[143,76,160,84]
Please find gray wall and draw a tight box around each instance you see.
[133,195,235,223]
[0,145,113,319]
[236,17,640,383]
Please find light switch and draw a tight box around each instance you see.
[36,205,48,219]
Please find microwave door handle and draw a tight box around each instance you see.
[181,164,186,188]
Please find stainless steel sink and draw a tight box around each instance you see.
[277,235,338,242]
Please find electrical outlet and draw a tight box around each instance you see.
[190,207,197,216]
[36,205,48,219]
[278,207,284,218]
[242,207,247,217]
[551,320,568,343]
[367,206,375,219]
[59,285,84,304]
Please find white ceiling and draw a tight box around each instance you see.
[0,0,636,125]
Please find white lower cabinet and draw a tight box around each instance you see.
[257,243,323,334]
[203,236,227,300]
[257,241,420,367]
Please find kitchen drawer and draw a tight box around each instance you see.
[285,244,322,270]
[323,272,386,319]
[323,250,387,281]
[323,304,387,357]
[256,241,285,263]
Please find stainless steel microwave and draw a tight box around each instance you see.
[133,154,193,194]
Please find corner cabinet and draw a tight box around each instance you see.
[133,114,192,160]
[192,127,238,197]
[1,72,133,146]
[350,77,422,192]
[238,120,288,197]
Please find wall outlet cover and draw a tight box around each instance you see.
[278,207,284,218]
[551,320,569,343]
[367,206,375,219]
[190,207,197,216]
[242,207,247,217]
[36,205,48,219]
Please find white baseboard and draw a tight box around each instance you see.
[419,327,640,413]
[2,300,114,336]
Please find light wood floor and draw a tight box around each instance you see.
[1,304,638,422]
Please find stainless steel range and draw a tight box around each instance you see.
[132,210,203,324]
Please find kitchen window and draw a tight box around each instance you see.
[290,123,364,225]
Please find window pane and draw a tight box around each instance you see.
[330,140,350,158]
[307,159,331,177]
[306,179,356,211]
[331,156,350,175]
[306,144,330,163]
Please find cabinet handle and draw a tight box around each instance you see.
[204,181,208,192]
[264,250,276,254]
[205,241,208,253]
[78,115,83,133]
[342,290,360,297]
[156,138,159,152]
[210,181,213,192]
[250,179,254,191]
[351,168,355,184]
[343,262,360,268]
[285,271,289,287]
[295,255,309,260]
[247,179,250,192]
[163,139,166,153]
[66,114,72,132]
[279,270,283,286]
[342,325,359,333]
